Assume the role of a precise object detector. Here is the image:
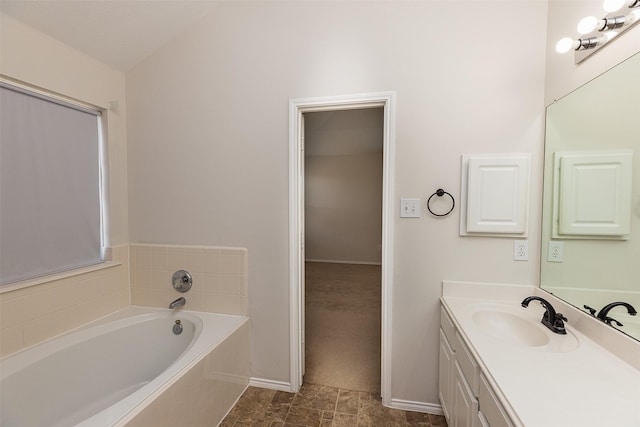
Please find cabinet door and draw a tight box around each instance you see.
[479,373,513,427]
[453,362,478,427]
[439,329,455,422]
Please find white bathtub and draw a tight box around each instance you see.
[0,306,250,427]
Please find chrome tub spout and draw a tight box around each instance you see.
[169,297,186,309]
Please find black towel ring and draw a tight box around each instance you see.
[427,188,455,217]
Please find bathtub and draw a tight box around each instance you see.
[0,306,250,427]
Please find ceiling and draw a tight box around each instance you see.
[0,0,221,72]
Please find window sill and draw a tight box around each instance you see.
[0,262,123,294]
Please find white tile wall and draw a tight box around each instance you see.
[0,246,130,357]
[130,244,248,316]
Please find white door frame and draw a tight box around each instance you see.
[288,92,395,404]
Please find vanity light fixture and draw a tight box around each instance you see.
[577,9,640,34]
[555,32,617,54]
[556,0,640,62]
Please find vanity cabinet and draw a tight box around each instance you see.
[439,307,513,427]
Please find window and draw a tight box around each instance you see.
[0,82,104,285]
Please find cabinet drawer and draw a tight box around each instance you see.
[440,307,457,349]
[479,373,513,427]
[454,331,479,396]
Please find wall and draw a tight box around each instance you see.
[126,1,548,406]
[542,1,640,342]
[0,13,129,247]
[544,0,640,103]
[305,108,383,264]
[0,13,130,356]
[130,244,247,315]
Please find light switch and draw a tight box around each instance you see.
[400,198,421,218]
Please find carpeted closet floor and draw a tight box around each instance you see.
[303,262,381,394]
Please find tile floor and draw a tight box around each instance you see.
[220,384,447,427]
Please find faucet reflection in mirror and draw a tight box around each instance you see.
[555,0,640,63]
[541,52,640,343]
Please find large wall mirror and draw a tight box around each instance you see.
[541,51,640,342]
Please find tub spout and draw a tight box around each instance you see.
[169,297,186,310]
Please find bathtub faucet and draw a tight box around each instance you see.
[169,297,186,310]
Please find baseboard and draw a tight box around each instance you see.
[388,398,444,415]
[305,258,382,266]
[249,377,294,392]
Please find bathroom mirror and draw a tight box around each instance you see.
[541,51,640,342]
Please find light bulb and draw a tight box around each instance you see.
[603,0,626,13]
[556,37,576,53]
[577,16,600,34]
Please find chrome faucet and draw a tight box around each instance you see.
[521,296,567,334]
[596,301,637,327]
[169,297,186,310]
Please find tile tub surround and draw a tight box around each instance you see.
[221,384,448,427]
[0,245,129,357]
[441,281,640,427]
[130,244,248,315]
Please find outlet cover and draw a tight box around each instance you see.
[548,241,564,262]
[514,240,528,261]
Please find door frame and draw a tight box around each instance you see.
[288,92,395,404]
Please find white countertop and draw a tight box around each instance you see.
[441,281,640,427]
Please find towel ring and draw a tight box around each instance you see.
[427,188,455,217]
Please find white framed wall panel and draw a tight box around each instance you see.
[553,151,633,238]
[461,154,531,236]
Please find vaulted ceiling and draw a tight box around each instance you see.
[1,0,221,72]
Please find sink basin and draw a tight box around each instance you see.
[467,303,580,352]
[472,310,550,347]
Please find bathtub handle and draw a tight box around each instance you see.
[172,270,192,293]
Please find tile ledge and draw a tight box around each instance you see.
[0,262,122,294]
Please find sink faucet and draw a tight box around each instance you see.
[169,297,186,309]
[521,296,567,334]
[596,302,637,327]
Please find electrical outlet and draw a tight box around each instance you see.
[400,198,421,218]
[548,241,564,262]
[513,240,528,261]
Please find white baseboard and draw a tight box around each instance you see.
[305,258,382,266]
[388,398,444,415]
[249,377,294,392]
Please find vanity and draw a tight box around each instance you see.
[439,281,640,427]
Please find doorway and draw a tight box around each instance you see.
[303,108,383,392]
[288,92,396,404]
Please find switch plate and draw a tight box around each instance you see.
[548,241,564,262]
[513,240,528,261]
[400,198,421,218]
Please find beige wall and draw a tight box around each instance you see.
[544,0,640,104]
[305,109,383,264]
[126,1,548,405]
[0,13,129,247]
[2,0,638,408]
[542,2,640,336]
[0,12,130,355]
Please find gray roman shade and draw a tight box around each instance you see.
[1,83,103,285]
